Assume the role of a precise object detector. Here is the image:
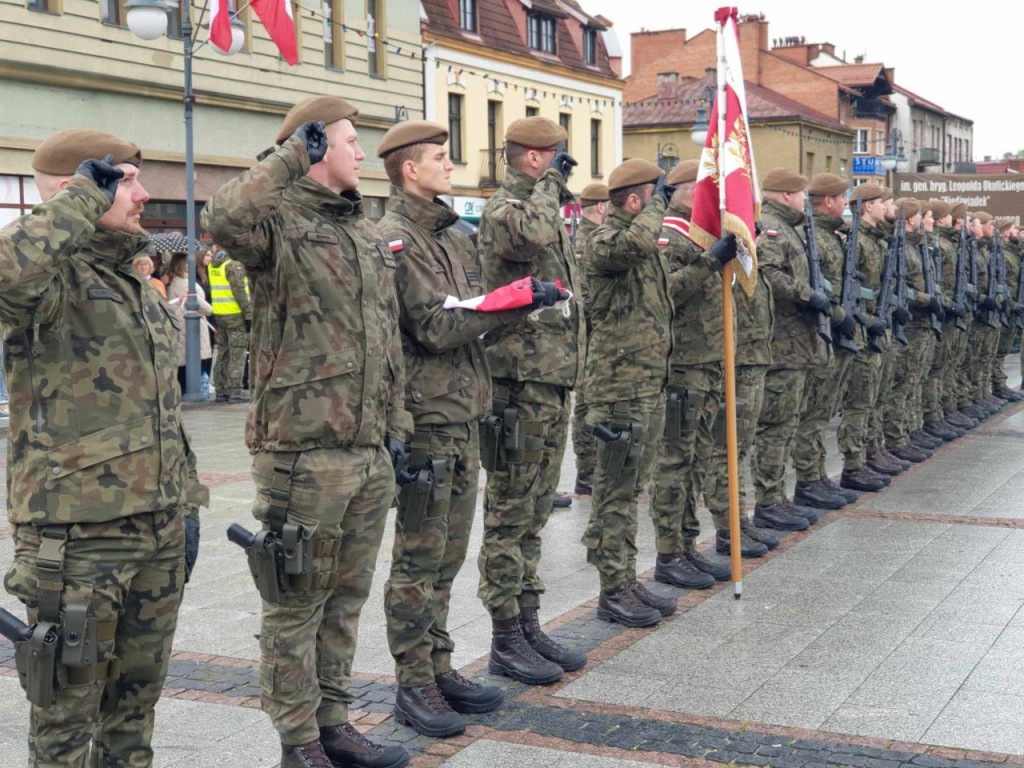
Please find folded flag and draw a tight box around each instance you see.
[443,277,568,312]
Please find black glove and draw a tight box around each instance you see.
[548,152,577,184]
[531,277,569,308]
[653,174,676,207]
[184,515,200,583]
[835,313,857,340]
[894,306,912,325]
[708,233,737,268]
[927,295,942,314]
[981,296,999,311]
[294,121,328,165]
[867,318,888,338]
[244,319,252,333]
[936,306,946,322]
[384,436,405,472]
[1015,306,1024,318]
[76,154,124,205]
[853,312,869,327]
[807,290,832,315]
[949,304,966,319]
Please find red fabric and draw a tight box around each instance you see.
[475,277,534,311]
[250,0,298,65]
[209,0,233,53]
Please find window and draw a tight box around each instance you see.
[101,0,126,25]
[526,106,539,117]
[27,0,58,13]
[826,155,833,172]
[590,119,601,176]
[449,94,464,163]
[583,28,596,65]
[0,176,41,230]
[559,113,571,152]
[458,0,475,32]
[854,128,869,155]
[528,14,556,54]
[805,152,815,176]
[324,0,344,69]
[366,0,386,78]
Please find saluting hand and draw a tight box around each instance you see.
[294,121,328,165]
[76,154,124,205]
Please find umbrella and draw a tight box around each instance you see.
[150,232,200,253]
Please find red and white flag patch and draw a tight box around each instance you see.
[388,239,404,252]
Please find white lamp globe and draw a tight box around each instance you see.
[212,18,246,55]
[125,0,172,40]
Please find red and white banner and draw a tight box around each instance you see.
[209,0,233,54]
[250,0,299,65]
[442,277,569,313]
[689,6,760,296]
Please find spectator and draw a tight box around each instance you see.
[132,253,167,299]
[166,252,213,395]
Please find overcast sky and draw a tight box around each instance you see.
[582,0,1020,161]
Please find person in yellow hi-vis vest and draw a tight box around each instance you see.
[209,248,252,402]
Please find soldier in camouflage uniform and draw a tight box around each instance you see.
[475,117,587,685]
[1,129,207,767]
[750,170,830,531]
[970,213,1004,414]
[572,182,609,496]
[793,173,862,509]
[202,97,413,768]
[374,122,566,735]
[992,219,1024,402]
[208,247,251,402]
[648,159,749,588]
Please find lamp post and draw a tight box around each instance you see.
[125,0,245,401]
[690,85,715,146]
[880,128,909,184]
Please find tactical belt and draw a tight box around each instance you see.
[266,452,300,532]
[492,380,548,463]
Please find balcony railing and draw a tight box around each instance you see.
[917,147,941,165]
[480,149,506,187]
[852,98,891,120]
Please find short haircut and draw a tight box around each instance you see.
[384,143,433,186]
[808,194,827,206]
[609,182,652,208]
[504,141,527,170]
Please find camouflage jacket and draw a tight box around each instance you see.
[577,216,598,333]
[379,186,524,427]
[582,200,672,403]
[757,199,827,368]
[1005,240,1021,311]
[477,167,585,388]
[0,179,206,525]
[857,221,889,323]
[201,136,413,452]
[813,210,863,349]
[736,269,774,366]
[659,204,728,366]
[976,238,992,304]
[226,258,252,320]
[936,226,960,302]
[903,230,936,327]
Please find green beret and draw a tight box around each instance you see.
[608,158,662,192]
[505,117,566,149]
[377,120,448,158]
[926,200,951,219]
[761,169,808,193]
[850,183,884,203]
[666,159,699,186]
[951,202,968,220]
[32,129,141,175]
[808,172,849,197]
[580,183,609,205]
[277,96,359,144]
[895,198,921,218]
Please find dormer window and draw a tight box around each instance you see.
[583,28,596,65]
[528,13,556,54]
[459,0,476,33]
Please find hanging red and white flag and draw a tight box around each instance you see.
[689,6,760,296]
[209,0,233,54]
[251,0,299,65]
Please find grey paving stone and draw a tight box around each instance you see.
[555,670,668,707]
[729,668,865,730]
[924,689,1024,754]
[643,683,751,718]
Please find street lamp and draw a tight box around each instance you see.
[881,128,909,174]
[690,85,715,146]
[125,0,246,401]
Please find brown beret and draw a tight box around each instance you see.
[998,216,1015,232]
[951,202,968,220]
[666,159,699,186]
[276,96,359,144]
[32,128,141,175]
[880,186,894,201]
[505,117,566,149]
[850,183,884,203]
[761,169,808,193]
[926,200,951,220]
[376,120,448,158]
[580,183,609,205]
[975,211,994,224]
[895,198,921,218]
[608,158,662,192]
[808,172,849,197]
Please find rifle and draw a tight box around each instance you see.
[969,226,980,318]
[893,214,910,345]
[993,234,1009,328]
[983,235,1002,329]
[838,189,869,353]
[918,218,942,339]
[1017,249,1024,331]
[802,197,833,345]
[873,212,900,353]
[952,218,969,331]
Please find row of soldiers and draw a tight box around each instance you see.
[2,98,1020,768]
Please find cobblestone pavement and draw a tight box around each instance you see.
[1,360,1024,767]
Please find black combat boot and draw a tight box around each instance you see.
[574,469,593,495]
[629,580,678,616]
[882,449,912,470]
[281,741,333,768]
[716,526,770,557]
[910,430,942,449]
[393,684,466,738]
[320,724,410,768]
[891,443,930,463]
[654,553,715,589]
[998,386,1023,402]
[950,409,979,428]
[791,503,822,525]
[793,480,847,510]
[597,584,662,627]
[752,501,809,531]
[435,669,504,713]
[740,518,779,550]
[867,451,903,476]
[840,467,886,492]
[821,476,860,503]
[520,608,587,671]
[488,617,563,685]
[924,420,959,441]
[684,549,731,580]
[552,494,572,508]
[939,418,966,438]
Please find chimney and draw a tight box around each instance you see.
[657,72,679,100]
[854,54,864,64]
[822,42,835,56]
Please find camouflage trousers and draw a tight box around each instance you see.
[478,381,569,620]
[908,329,936,434]
[571,391,595,488]
[385,422,478,687]
[868,341,897,455]
[4,509,186,768]
[650,365,724,554]
[213,314,249,397]
[993,323,1020,389]
[754,367,810,506]
[254,445,393,746]
[583,393,665,590]
[838,348,882,470]
[941,325,968,414]
[884,327,934,450]
[719,364,768,516]
[923,331,946,425]
[969,321,1000,401]
[792,349,853,483]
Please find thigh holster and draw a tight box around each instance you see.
[398,430,450,533]
[664,386,698,440]
[482,381,548,469]
[594,401,644,481]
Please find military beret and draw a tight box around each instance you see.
[975,211,994,224]
[376,120,448,158]
[32,128,141,175]
[880,186,894,200]
[761,169,807,193]
[895,198,921,218]
[998,216,1015,232]
[850,183,884,203]
[807,172,849,197]
[608,158,662,192]
[951,202,968,219]
[666,159,699,186]
[276,96,359,145]
[504,117,566,149]
[926,200,951,219]
[580,183,609,205]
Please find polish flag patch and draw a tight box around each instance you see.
[388,239,404,252]
[764,230,778,238]
[658,237,670,246]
